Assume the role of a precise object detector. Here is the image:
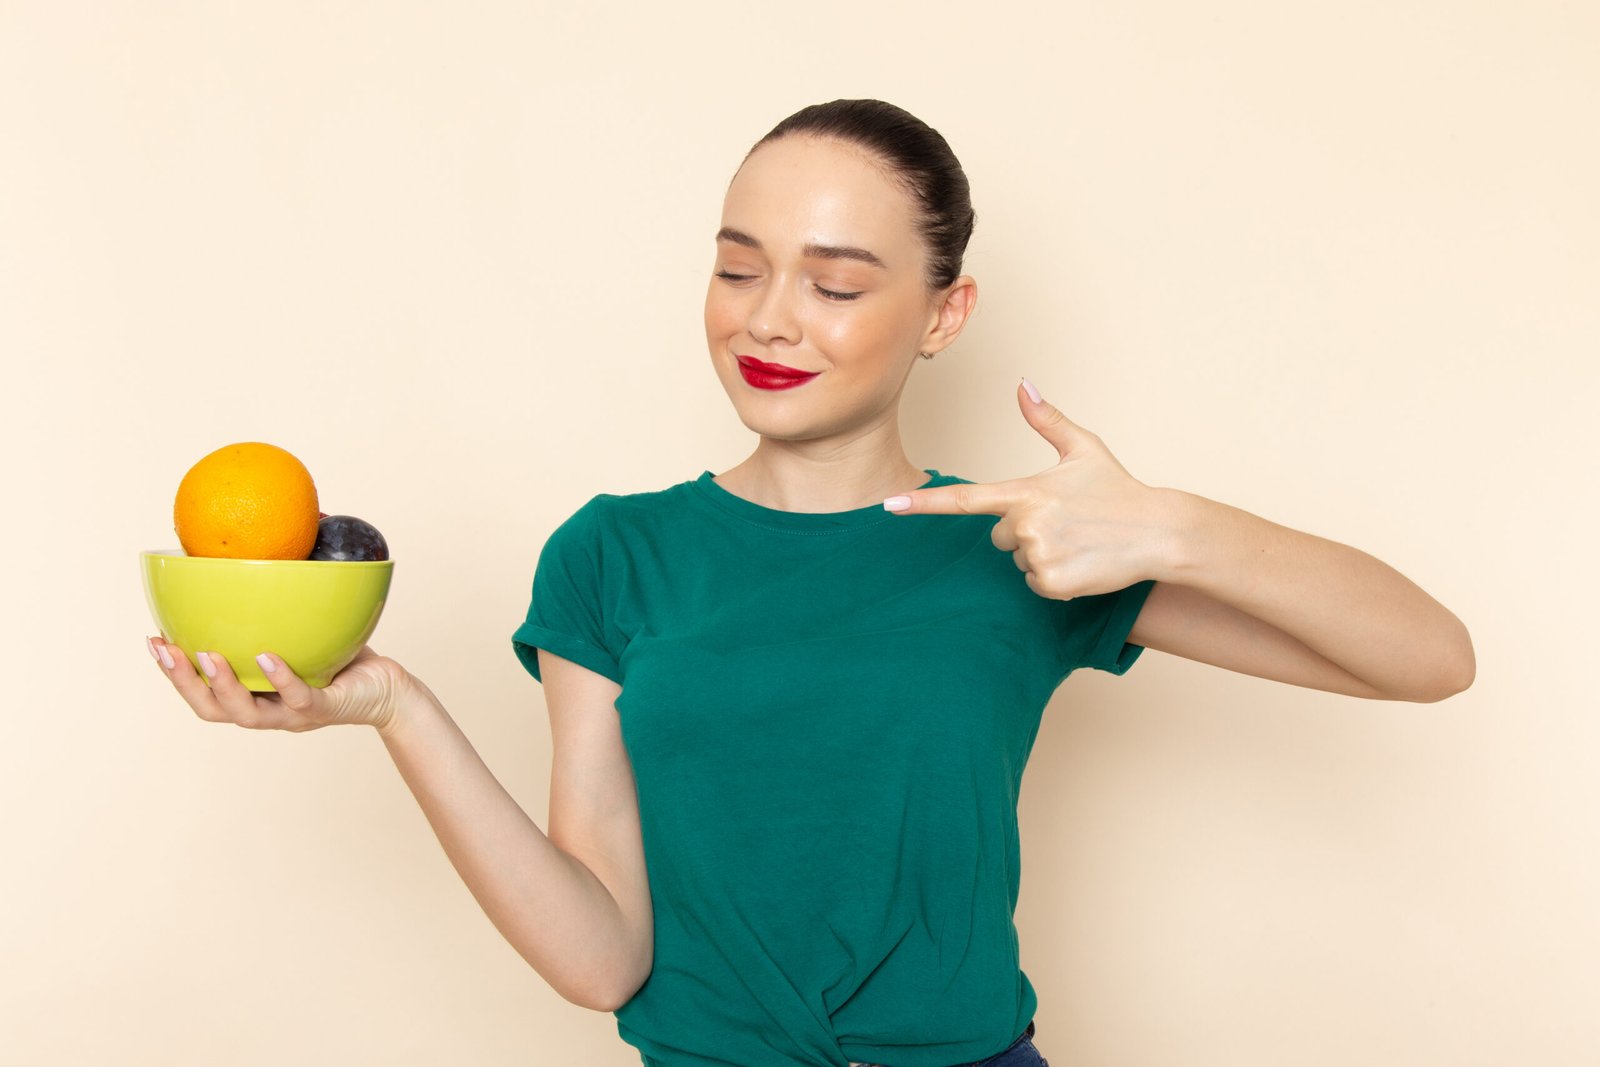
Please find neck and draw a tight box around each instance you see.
[713,449,928,513]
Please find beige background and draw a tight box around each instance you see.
[2,1,1595,1064]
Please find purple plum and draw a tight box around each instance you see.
[310,515,389,562]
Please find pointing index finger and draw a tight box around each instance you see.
[883,480,1019,516]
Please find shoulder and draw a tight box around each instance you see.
[580,477,690,519]
[557,476,699,542]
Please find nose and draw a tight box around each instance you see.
[746,273,801,347]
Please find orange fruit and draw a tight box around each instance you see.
[174,442,321,560]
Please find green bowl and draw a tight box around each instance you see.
[141,550,394,691]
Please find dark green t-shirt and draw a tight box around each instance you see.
[513,469,1155,1067]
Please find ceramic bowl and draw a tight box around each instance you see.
[141,550,393,691]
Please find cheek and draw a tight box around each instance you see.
[704,291,743,338]
[813,314,899,361]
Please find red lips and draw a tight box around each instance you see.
[736,354,820,392]
[736,355,815,378]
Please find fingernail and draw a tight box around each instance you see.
[1021,377,1042,404]
[156,642,175,670]
[256,653,277,674]
[197,651,216,678]
[883,495,911,512]
[147,637,159,664]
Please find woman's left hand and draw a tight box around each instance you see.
[883,379,1182,600]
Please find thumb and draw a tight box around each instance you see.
[1018,377,1094,461]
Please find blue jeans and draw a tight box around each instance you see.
[851,1020,1049,1067]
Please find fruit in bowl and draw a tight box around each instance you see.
[146,441,395,691]
[174,442,323,560]
[310,515,390,562]
[142,551,392,691]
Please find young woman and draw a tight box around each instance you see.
[148,99,1475,1067]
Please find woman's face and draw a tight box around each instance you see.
[704,134,969,444]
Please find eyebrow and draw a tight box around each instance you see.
[715,226,888,271]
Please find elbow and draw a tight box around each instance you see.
[1415,640,1477,704]
[1412,678,1468,704]
[1450,650,1476,697]
[588,973,647,1014]
[588,990,630,1015]
[578,952,652,1014]
[539,960,639,1015]
[568,981,626,1014]
[1441,631,1477,700]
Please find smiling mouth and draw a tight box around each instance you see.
[735,355,820,391]
[736,355,818,378]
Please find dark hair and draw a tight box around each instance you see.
[741,99,976,294]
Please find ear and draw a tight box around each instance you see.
[919,275,979,357]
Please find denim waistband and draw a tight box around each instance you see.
[848,1019,1036,1067]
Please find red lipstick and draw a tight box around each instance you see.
[736,355,820,391]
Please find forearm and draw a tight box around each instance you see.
[1157,488,1475,701]
[376,677,640,1010]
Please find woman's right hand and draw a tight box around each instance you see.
[148,636,414,735]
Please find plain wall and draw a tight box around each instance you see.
[2,1,1595,1064]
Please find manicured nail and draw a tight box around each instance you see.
[1021,377,1042,404]
[147,637,159,663]
[197,651,216,678]
[256,653,277,674]
[156,642,175,670]
[882,495,911,512]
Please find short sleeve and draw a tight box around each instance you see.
[511,496,625,686]
[1050,578,1157,679]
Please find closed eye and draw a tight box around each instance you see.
[713,271,862,302]
[814,284,862,301]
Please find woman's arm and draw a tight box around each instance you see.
[378,676,645,1010]
[883,383,1473,702]
[149,638,645,1008]
[1131,489,1475,702]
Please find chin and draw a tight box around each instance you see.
[727,404,810,441]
